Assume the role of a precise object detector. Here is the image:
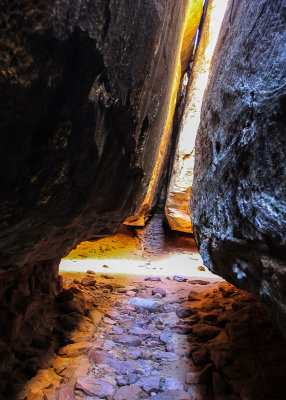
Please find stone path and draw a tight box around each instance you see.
[20,269,286,400]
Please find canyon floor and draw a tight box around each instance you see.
[19,216,286,400]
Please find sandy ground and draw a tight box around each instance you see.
[60,219,218,279]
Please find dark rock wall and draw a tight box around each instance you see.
[0,0,188,268]
[191,0,286,333]
[0,260,60,394]
[0,0,189,391]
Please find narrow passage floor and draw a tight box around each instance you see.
[21,269,286,400]
[20,216,286,400]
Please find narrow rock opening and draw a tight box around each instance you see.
[0,0,286,399]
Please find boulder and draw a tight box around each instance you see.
[191,0,286,335]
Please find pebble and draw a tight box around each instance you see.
[125,348,142,359]
[112,326,124,335]
[103,317,117,325]
[152,288,167,297]
[102,340,115,351]
[75,376,115,397]
[114,385,148,400]
[173,275,187,282]
[113,334,142,347]
[176,306,194,319]
[153,351,179,362]
[128,297,163,312]
[105,310,121,320]
[86,270,96,275]
[162,377,185,392]
[129,326,151,338]
[81,277,97,286]
[137,376,161,393]
[145,277,161,281]
[101,274,114,279]
[108,360,136,375]
[159,329,172,344]
[57,386,75,400]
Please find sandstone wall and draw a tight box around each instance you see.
[165,0,228,233]
[191,0,286,334]
[124,0,203,226]
[0,0,189,390]
[0,0,189,268]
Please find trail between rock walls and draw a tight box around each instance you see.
[16,213,286,400]
[20,266,286,400]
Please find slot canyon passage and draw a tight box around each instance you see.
[0,0,285,399]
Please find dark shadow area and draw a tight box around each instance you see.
[0,270,103,400]
[180,281,286,400]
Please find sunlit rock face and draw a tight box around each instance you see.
[180,0,204,75]
[0,0,189,390]
[165,0,228,233]
[124,0,203,227]
[191,0,286,334]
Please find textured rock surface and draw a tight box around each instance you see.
[165,0,228,233]
[19,271,286,400]
[0,0,189,393]
[191,0,286,333]
[180,0,204,74]
[124,0,202,227]
[0,0,189,268]
[0,260,60,395]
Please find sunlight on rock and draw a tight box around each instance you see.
[165,0,229,233]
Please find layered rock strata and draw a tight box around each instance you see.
[0,0,190,389]
[191,0,286,334]
[165,0,229,233]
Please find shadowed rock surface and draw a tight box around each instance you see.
[0,0,188,268]
[0,0,189,392]
[191,0,286,334]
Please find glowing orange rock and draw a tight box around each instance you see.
[124,0,203,227]
[181,0,204,74]
[165,0,229,233]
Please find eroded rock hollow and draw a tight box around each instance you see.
[191,0,286,334]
